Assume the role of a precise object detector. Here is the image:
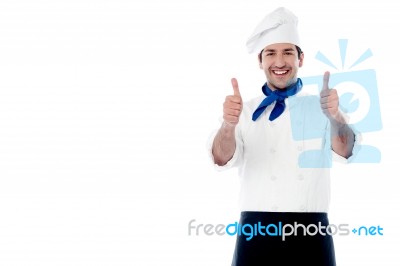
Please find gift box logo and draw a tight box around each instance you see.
[289,39,382,168]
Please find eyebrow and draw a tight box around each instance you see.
[263,48,294,52]
[264,48,295,53]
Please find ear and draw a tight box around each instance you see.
[299,52,304,68]
[257,54,263,69]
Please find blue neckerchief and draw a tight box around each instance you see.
[252,78,303,121]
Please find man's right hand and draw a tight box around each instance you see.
[212,78,242,165]
[223,78,243,126]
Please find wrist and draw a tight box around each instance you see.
[221,121,236,136]
[328,110,346,125]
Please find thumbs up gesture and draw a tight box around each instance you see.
[223,78,243,126]
[320,71,339,121]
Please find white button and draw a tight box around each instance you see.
[271,205,278,211]
[299,205,306,211]
[298,174,304,180]
[297,146,303,151]
[270,175,277,181]
[270,148,276,154]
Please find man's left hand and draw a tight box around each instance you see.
[320,71,339,121]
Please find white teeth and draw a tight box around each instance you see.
[273,70,288,75]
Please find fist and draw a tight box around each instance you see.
[223,78,243,126]
[320,71,339,120]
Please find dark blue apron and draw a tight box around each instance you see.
[232,211,336,266]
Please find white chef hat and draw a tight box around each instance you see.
[246,7,300,54]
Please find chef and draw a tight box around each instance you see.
[208,7,357,266]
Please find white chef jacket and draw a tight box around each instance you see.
[208,91,358,213]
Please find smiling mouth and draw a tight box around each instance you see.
[272,70,289,76]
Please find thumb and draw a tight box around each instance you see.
[322,71,330,91]
[231,78,241,97]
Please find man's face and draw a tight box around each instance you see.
[259,43,304,90]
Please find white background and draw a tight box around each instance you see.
[0,0,399,265]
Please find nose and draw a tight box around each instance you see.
[274,54,286,68]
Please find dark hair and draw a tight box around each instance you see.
[258,45,303,63]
